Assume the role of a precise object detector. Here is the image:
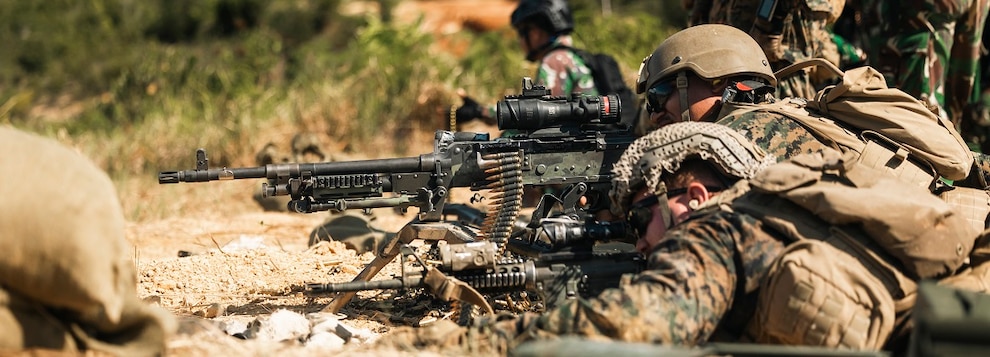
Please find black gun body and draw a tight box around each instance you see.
[309,242,644,309]
[160,129,633,216]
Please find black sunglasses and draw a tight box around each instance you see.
[626,186,722,235]
[645,79,677,114]
[626,188,687,235]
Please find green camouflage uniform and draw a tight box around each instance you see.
[485,35,598,129]
[842,0,990,142]
[484,209,786,346]
[537,36,598,97]
[685,0,845,99]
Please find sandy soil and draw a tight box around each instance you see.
[130,177,501,356]
[130,122,507,356]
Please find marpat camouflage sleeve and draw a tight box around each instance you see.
[716,110,830,161]
[492,210,786,346]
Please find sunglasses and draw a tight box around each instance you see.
[626,188,687,235]
[626,186,723,235]
[645,79,677,114]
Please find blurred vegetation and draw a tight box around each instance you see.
[0,0,680,219]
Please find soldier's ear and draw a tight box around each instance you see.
[686,182,710,205]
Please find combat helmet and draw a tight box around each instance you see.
[609,121,775,225]
[636,24,776,94]
[511,0,574,35]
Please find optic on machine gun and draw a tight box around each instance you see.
[497,77,622,130]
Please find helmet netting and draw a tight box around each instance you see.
[610,121,776,215]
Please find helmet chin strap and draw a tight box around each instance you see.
[676,72,691,122]
[657,192,676,229]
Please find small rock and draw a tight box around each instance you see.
[142,295,162,306]
[220,319,249,336]
[245,309,311,342]
[203,303,226,318]
[309,314,340,335]
[306,331,346,350]
[336,321,377,344]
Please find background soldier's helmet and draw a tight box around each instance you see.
[636,24,777,94]
[511,0,574,35]
[610,121,776,215]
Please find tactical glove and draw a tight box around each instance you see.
[455,96,486,123]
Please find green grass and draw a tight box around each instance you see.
[0,0,679,221]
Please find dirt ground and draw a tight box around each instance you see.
[130,183,486,356]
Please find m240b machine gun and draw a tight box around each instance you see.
[159,78,638,314]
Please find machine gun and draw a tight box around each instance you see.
[306,215,643,314]
[159,78,636,313]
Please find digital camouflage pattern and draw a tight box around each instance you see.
[840,0,990,138]
[537,36,598,97]
[481,209,786,347]
[714,108,831,160]
[685,0,846,99]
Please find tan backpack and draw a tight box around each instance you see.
[725,64,973,182]
[732,149,977,349]
[723,63,989,231]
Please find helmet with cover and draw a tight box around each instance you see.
[636,24,776,95]
[609,121,776,218]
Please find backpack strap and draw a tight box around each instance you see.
[773,58,844,83]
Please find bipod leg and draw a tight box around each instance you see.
[322,220,478,313]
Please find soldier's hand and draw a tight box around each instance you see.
[455,95,486,123]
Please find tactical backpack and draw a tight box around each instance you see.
[730,150,978,350]
[721,61,990,232]
[557,45,639,130]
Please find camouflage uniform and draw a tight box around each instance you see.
[485,209,785,346]
[715,109,829,159]
[537,36,598,97]
[716,105,990,186]
[839,0,990,141]
[485,35,598,119]
[685,0,846,99]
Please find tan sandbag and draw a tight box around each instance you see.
[0,288,79,352]
[0,287,173,357]
[807,66,973,180]
[0,126,175,356]
[71,295,175,357]
[0,126,130,324]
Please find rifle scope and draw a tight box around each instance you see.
[496,78,622,130]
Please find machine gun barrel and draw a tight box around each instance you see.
[307,277,424,293]
[159,156,432,184]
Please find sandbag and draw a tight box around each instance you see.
[0,126,130,325]
[0,288,79,352]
